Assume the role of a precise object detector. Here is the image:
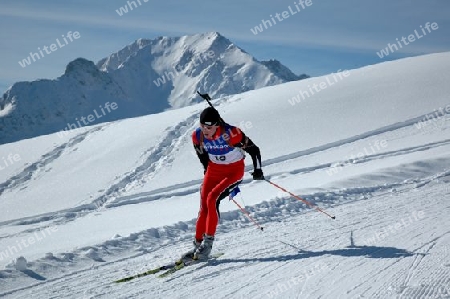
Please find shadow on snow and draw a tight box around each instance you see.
[213,244,415,265]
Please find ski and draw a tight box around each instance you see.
[158,252,224,278]
[113,253,224,283]
[157,258,198,278]
[114,259,183,283]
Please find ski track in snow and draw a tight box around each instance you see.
[1,102,450,298]
[0,125,106,198]
[0,115,201,234]
[85,113,200,209]
[262,111,450,168]
[90,113,450,210]
[1,115,450,245]
[0,167,449,298]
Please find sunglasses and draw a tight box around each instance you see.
[200,123,218,130]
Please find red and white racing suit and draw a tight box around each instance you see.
[192,123,262,241]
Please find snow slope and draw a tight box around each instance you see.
[0,52,450,298]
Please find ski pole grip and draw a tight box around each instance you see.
[197,91,211,101]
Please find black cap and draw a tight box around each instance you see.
[200,107,221,126]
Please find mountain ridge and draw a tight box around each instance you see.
[0,32,306,144]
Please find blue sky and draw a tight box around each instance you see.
[1,0,449,93]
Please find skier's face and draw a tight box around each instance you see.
[200,124,218,139]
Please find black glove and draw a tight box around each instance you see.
[251,169,264,180]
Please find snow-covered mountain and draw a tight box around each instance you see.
[0,32,305,145]
[1,52,450,298]
[261,59,309,81]
[97,32,303,107]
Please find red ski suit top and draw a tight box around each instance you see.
[192,124,262,240]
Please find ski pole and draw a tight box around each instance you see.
[197,91,213,107]
[196,91,226,124]
[264,179,336,220]
[229,196,264,231]
[229,193,309,251]
[229,188,309,252]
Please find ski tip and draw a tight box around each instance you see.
[331,216,336,220]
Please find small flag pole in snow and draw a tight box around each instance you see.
[264,178,336,220]
[229,187,264,231]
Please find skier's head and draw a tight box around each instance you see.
[200,107,221,138]
[200,107,221,126]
